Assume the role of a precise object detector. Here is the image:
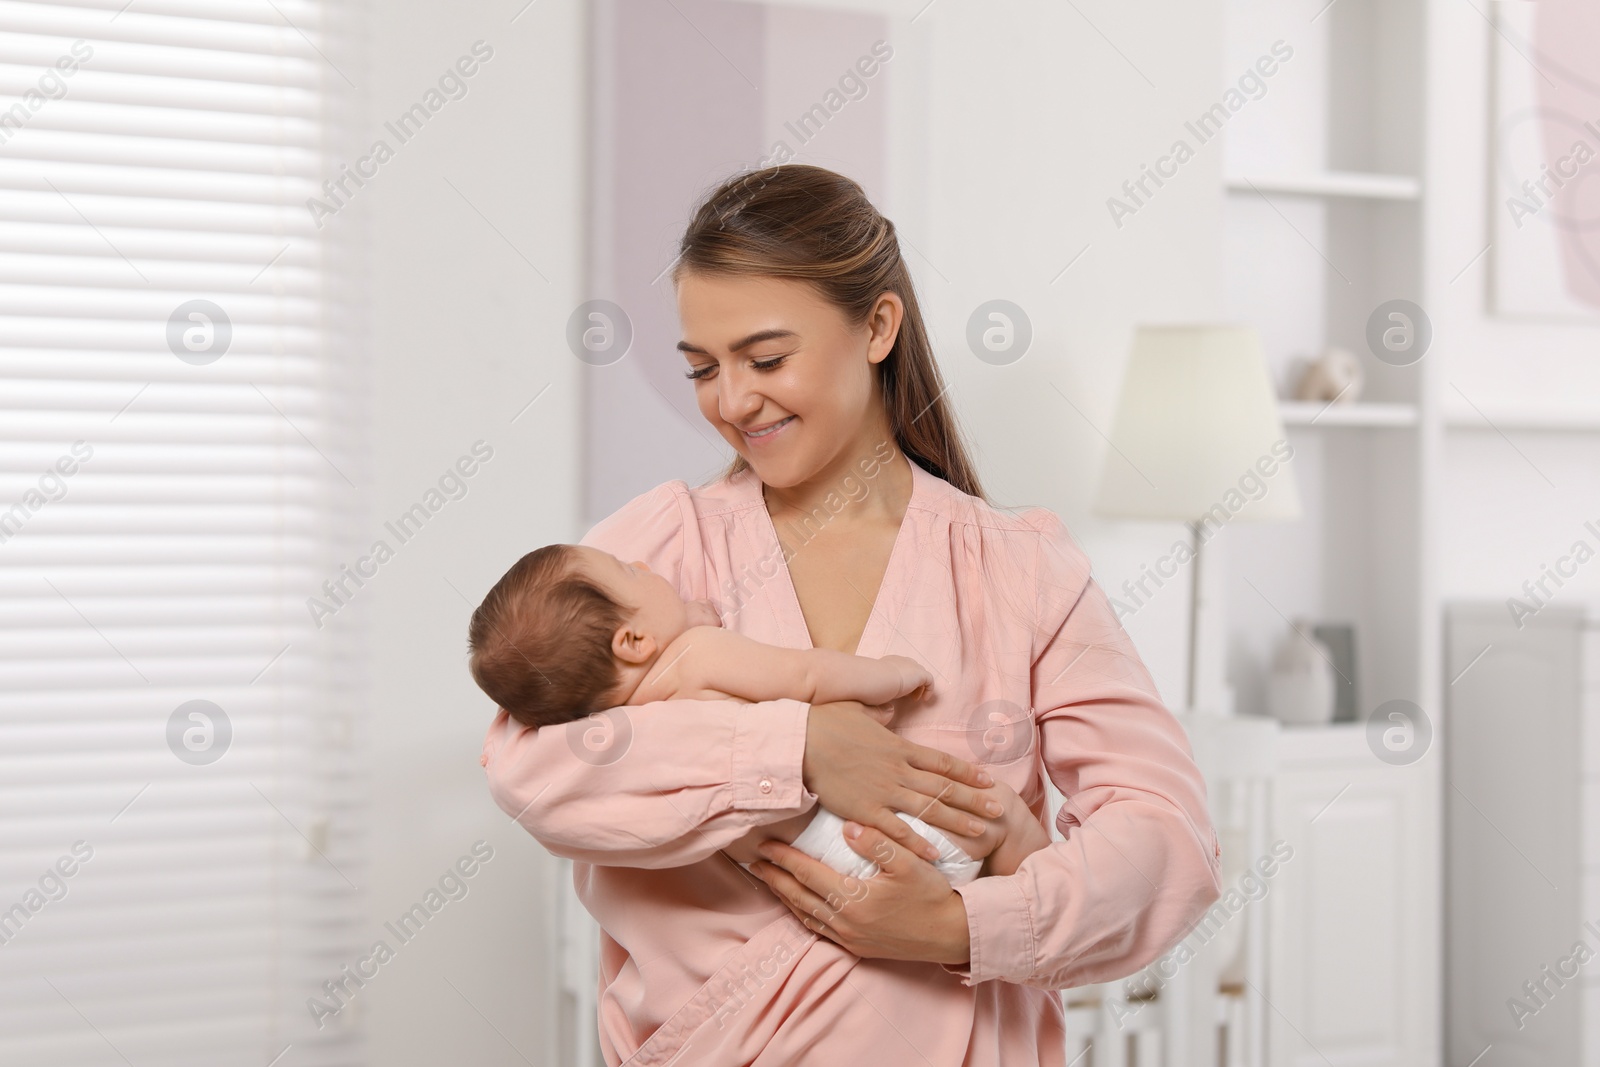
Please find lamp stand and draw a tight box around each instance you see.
[1186,520,1202,713]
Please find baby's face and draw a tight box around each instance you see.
[574,546,720,647]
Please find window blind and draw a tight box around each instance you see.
[0,1,364,1064]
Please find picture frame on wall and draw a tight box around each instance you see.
[1489,1,1600,321]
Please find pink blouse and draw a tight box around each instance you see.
[481,458,1222,1066]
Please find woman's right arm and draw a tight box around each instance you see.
[482,698,998,868]
[480,479,996,868]
[481,697,812,868]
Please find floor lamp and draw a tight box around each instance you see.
[1092,324,1301,715]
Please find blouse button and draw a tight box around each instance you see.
[759,778,773,794]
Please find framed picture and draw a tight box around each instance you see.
[1489,1,1600,320]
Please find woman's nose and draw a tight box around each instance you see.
[718,372,761,424]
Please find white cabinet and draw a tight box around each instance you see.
[1214,0,1442,1059]
[1265,724,1439,1067]
[1445,604,1593,1067]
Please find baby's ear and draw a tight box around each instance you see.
[611,624,656,664]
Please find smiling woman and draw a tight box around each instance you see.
[672,168,982,502]
[482,164,1221,1066]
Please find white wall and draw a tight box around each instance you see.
[909,0,1226,707]
[357,2,584,1064]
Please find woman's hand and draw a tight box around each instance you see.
[751,822,970,965]
[804,700,1002,863]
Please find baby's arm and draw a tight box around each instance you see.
[668,626,931,706]
[946,780,1053,878]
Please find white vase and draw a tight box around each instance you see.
[1266,618,1336,725]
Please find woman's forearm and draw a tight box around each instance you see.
[482,698,817,868]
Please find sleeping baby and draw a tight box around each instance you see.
[467,543,1049,885]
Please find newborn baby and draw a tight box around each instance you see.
[468,543,1049,884]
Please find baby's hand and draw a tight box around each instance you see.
[980,781,1052,877]
[879,655,933,699]
[686,598,722,628]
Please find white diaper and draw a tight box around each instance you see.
[783,806,981,887]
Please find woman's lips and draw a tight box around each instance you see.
[741,415,794,442]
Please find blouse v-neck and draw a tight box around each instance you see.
[736,458,932,658]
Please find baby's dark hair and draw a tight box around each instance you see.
[468,544,629,729]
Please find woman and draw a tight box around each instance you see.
[481,165,1222,1065]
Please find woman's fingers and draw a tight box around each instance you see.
[865,806,941,862]
[839,822,907,874]
[905,742,993,789]
[905,764,1004,818]
[752,843,877,937]
[898,787,989,842]
[751,859,834,925]
[798,701,1000,862]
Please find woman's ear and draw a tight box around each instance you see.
[611,623,657,665]
[865,291,904,366]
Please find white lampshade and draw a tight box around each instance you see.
[1093,324,1301,522]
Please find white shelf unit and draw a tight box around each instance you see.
[1442,404,1600,432]
[1220,0,1440,1064]
[1277,400,1419,427]
[1227,170,1422,201]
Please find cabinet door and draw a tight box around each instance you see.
[1445,607,1582,1067]
[1266,749,1434,1067]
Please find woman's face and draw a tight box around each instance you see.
[675,272,900,489]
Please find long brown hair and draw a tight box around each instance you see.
[674,164,987,502]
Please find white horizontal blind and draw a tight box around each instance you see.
[0,1,364,1064]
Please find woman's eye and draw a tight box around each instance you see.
[683,355,785,379]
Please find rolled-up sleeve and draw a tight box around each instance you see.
[945,510,1222,989]
[482,698,816,868]
[479,479,818,868]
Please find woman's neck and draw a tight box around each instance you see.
[761,430,912,531]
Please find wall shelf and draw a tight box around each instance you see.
[1279,400,1419,428]
[1442,404,1600,432]
[1221,0,1437,1059]
[1226,171,1422,201]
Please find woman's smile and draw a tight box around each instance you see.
[741,415,795,442]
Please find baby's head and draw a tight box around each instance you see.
[467,544,716,728]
